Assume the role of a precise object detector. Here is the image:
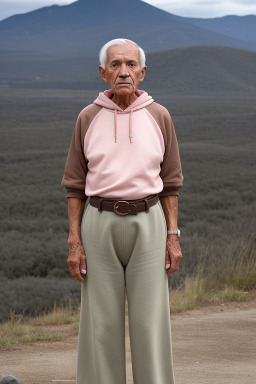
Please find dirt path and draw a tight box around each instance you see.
[1,301,255,384]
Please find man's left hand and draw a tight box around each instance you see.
[165,234,182,275]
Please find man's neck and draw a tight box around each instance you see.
[111,93,138,110]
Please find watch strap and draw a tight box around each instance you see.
[167,229,180,237]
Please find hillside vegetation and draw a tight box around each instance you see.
[1,46,256,94]
[0,84,255,321]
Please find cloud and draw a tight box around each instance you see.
[0,1,72,20]
[0,0,256,21]
[1,0,70,5]
[150,0,256,5]
[151,0,256,17]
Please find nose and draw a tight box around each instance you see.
[119,63,129,77]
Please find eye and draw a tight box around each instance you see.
[129,63,135,67]
[111,63,117,68]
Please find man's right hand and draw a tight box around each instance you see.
[67,240,87,283]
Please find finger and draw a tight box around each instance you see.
[80,255,87,274]
[167,267,177,275]
[170,259,180,271]
[165,249,171,269]
[69,264,84,282]
[68,262,81,278]
[73,273,84,283]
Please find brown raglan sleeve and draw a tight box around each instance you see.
[158,109,184,197]
[61,112,88,201]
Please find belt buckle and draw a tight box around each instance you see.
[113,200,137,215]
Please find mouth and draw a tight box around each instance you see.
[116,82,132,86]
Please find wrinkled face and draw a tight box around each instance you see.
[99,42,147,96]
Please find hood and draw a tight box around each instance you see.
[93,89,154,143]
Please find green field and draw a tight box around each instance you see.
[0,87,255,322]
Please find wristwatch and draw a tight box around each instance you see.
[167,229,180,238]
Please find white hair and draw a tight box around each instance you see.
[99,38,146,69]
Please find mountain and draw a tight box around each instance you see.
[1,0,255,94]
[0,0,255,55]
[1,46,256,95]
[184,15,256,46]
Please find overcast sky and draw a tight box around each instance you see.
[0,0,256,21]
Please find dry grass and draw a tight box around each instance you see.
[0,309,62,350]
[170,276,254,314]
[31,302,75,326]
[170,236,256,313]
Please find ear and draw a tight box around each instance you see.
[99,66,108,83]
[139,66,147,83]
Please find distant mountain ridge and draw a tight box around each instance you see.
[0,0,255,55]
[184,15,256,46]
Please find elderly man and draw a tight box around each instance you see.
[61,38,183,384]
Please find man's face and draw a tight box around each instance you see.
[99,42,147,97]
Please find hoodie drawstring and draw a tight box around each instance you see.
[114,109,133,144]
[114,109,117,143]
[129,110,133,143]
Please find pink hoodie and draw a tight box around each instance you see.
[94,89,154,143]
[61,89,183,201]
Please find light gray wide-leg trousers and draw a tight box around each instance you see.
[77,198,175,384]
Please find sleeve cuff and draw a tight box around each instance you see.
[66,188,88,201]
[158,187,180,197]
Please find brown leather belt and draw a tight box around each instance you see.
[89,194,159,215]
